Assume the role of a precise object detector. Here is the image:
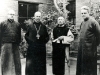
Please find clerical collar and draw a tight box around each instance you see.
[58,24,65,27]
[84,17,89,21]
[34,21,41,24]
[8,19,14,23]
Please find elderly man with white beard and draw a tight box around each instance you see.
[51,16,74,75]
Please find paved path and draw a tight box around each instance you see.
[21,58,76,75]
[0,57,100,75]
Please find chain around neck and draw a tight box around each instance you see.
[34,24,41,34]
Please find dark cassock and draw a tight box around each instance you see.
[25,21,49,75]
[0,19,21,75]
[97,18,100,25]
[76,17,100,75]
[52,24,73,75]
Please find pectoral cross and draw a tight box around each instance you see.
[36,34,40,39]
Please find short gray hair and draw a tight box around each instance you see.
[81,6,90,13]
[58,16,65,20]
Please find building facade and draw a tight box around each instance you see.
[76,0,100,29]
[0,0,76,57]
[0,0,50,22]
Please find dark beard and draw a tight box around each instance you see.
[84,17,89,21]
[35,19,40,23]
[8,19,14,23]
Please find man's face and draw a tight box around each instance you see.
[34,13,41,22]
[81,9,89,19]
[58,17,65,25]
[8,12,15,19]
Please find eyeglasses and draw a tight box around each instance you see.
[9,14,15,15]
[81,13,87,14]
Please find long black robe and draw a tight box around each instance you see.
[76,17,100,75]
[25,21,49,75]
[52,25,70,75]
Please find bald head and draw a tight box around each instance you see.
[8,10,15,15]
[34,11,41,23]
[34,11,41,17]
[57,17,65,25]
[8,10,15,19]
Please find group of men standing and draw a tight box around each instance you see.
[0,9,74,75]
[0,5,100,75]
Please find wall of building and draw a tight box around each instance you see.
[0,0,49,22]
[76,0,100,29]
[0,0,18,22]
[18,0,47,3]
[2,0,100,28]
[75,0,100,56]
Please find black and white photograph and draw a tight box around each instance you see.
[0,0,100,75]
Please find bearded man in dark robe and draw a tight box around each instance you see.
[25,11,49,75]
[51,17,74,75]
[0,10,21,75]
[76,6,100,75]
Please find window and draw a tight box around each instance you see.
[18,2,38,30]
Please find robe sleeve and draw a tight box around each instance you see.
[93,20,100,46]
[62,29,74,44]
[18,23,21,44]
[43,26,49,44]
[25,26,30,44]
[0,23,2,47]
[0,22,4,48]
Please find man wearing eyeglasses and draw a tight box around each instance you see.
[76,6,100,75]
[0,10,21,75]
